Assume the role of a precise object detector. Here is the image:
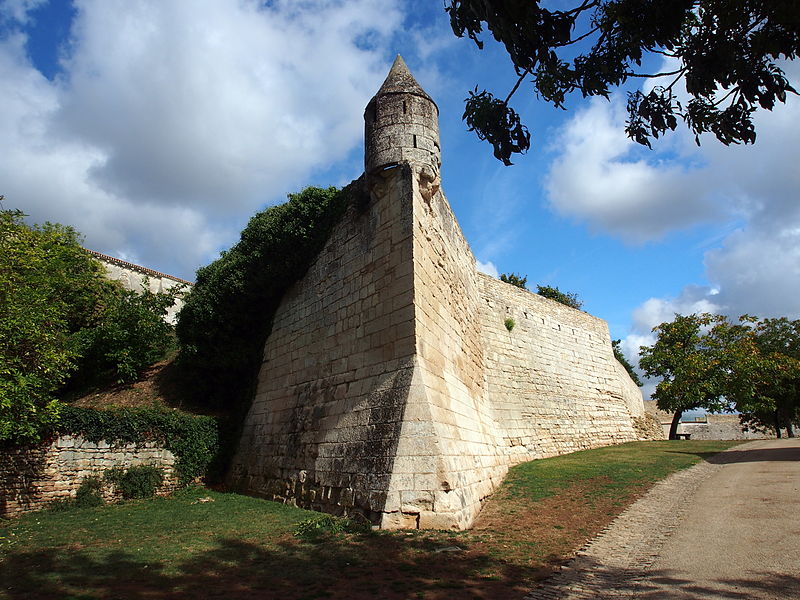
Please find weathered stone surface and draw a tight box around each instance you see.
[0,435,177,517]
[229,57,648,530]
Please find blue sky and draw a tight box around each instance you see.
[2,1,799,394]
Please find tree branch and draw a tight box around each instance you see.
[564,0,600,17]
[554,24,601,47]
[625,69,684,78]
[504,68,531,104]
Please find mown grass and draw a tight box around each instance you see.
[0,440,741,600]
[504,440,737,501]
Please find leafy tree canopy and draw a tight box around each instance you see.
[0,208,108,441]
[536,284,583,310]
[639,313,800,438]
[639,313,730,438]
[741,317,800,436]
[446,0,799,164]
[0,207,180,443]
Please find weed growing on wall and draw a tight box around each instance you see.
[504,317,516,332]
[536,285,583,310]
[176,184,362,412]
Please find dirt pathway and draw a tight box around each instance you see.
[525,439,800,599]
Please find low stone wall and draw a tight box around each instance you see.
[0,435,177,517]
[678,415,774,441]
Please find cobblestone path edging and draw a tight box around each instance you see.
[524,453,734,599]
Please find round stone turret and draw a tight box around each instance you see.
[365,55,440,175]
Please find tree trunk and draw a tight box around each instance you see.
[787,421,795,438]
[774,410,782,438]
[668,411,682,440]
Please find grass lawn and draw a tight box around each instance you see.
[0,440,740,600]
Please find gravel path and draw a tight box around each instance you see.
[524,439,800,599]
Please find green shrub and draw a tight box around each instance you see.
[177,185,357,412]
[72,284,180,386]
[105,465,164,499]
[504,317,516,332]
[500,273,527,289]
[0,209,111,443]
[74,476,105,508]
[536,285,583,310]
[56,406,219,484]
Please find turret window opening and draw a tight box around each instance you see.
[402,100,407,114]
[413,134,417,148]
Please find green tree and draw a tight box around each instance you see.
[639,313,728,439]
[446,1,798,164]
[500,272,528,289]
[536,284,583,310]
[0,209,109,441]
[738,317,800,437]
[612,339,642,386]
[639,312,800,439]
[0,208,180,442]
[176,186,350,412]
[72,283,179,386]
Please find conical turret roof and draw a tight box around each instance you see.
[372,55,436,106]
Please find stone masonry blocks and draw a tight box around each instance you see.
[228,57,646,530]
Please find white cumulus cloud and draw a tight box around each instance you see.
[1,0,402,279]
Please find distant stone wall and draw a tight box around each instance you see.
[87,250,192,324]
[0,436,177,517]
[678,414,774,441]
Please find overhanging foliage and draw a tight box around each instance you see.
[176,185,357,412]
[447,0,799,162]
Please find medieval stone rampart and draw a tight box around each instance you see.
[478,274,641,459]
[228,56,647,530]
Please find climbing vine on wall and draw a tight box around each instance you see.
[176,184,363,413]
[56,406,220,484]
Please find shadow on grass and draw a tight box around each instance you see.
[0,532,547,600]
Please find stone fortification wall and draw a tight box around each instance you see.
[0,436,177,517]
[477,275,640,460]
[382,171,508,530]
[231,57,646,530]
[228,173,419,523]
[231,161,645,530]
[88,250,192,324]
